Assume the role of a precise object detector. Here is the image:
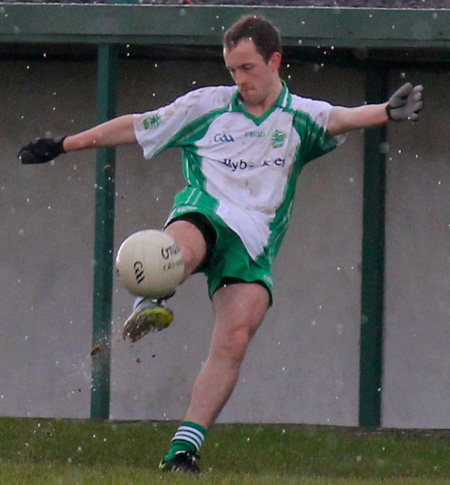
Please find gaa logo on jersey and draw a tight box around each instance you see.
[214,133,235,143]
[271,130,286,148]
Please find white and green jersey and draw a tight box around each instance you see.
[133,82,345,265]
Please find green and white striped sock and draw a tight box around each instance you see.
[165,422,207,460]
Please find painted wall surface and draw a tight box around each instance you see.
[383,69,450,428]
[1,56,447,427]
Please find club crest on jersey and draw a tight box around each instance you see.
[214,133,235,143]
[271,130,286,148]
[143,114,162,130]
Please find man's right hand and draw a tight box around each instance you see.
[18,136,66,164]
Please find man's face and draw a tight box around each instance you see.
[223,38,281,107]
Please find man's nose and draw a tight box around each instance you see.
[234,69,247,85]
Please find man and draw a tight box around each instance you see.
[19,15,423,474]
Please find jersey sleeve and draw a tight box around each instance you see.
[133,86,233,159]
[292,97,347,164]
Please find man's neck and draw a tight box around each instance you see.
[244,79,283,118]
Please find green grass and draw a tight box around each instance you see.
[1,418,450,484]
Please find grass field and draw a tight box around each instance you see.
[1,418,450,484]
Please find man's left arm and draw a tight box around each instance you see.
[327,83,424,137]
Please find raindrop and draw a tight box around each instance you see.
[379,142,390,154]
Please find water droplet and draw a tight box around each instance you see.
[379,142,390,154]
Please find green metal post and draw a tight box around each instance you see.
[90,44,118,420]
[358,67,388,428]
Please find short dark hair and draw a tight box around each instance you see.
[223,14,282,63]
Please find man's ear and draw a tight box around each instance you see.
[269,52,282,71]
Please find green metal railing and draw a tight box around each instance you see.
[359,68,388,428]
[91,45,119,420]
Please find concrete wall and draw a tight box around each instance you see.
[1,55,448,427]
[383,68,450,428]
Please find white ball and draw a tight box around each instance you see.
[116,230,184,299]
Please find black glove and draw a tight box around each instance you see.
[18,136,67,164]
[386,83,424,122]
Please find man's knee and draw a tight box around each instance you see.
[164,221,208,277]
